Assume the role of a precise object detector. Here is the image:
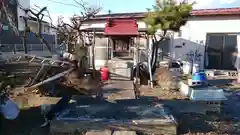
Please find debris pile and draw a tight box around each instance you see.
[155,67,178,90]
[63,68,102,96]
[1,54,102,97]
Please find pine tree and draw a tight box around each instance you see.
[142,0,195,89]
[144,0,194,38]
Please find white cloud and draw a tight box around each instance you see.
[47,13,73,25]
[193,0,216,9]
[220,0,237,4]
[176,0,216,9]
[30,0,75,25]
[179,0,238,9]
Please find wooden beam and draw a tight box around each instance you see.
[25,68,74,90]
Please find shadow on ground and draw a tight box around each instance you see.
[0,106,49,135]
[137,96,217,134]
[1,95,238,135]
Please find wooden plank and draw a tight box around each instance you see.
[26,68,74,90]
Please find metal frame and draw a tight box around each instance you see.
[6,54,74,90]
[8,54,72,66]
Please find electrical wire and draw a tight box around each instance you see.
[47,0,81,8]
[46,0,109,13]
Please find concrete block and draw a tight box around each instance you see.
[179,81,190,96]
[112,131,136,135]
[86,130,112,135]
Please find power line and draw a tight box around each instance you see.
[47,0,81,8]
[46,0,108,12]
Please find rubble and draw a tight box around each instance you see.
[155,67,179,90]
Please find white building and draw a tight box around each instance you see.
[17,0,55,34]
[0,0,57,57]
[81,8,240,71]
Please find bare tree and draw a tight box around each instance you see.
[51,0,101,74]
[0,0,19,35]
[0,0,53,54]
[54,0,101,53]
[19,5,55,53]
[19,8,30,54]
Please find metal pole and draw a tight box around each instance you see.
[92,28,96,70]
[134,37,140,99]
[148,35,153,88]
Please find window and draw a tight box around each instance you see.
[206,33,237,70]
[44,26,50,33]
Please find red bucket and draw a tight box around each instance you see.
[100,66,109,81]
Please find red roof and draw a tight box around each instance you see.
[104,19,139,36]
[191,8,240,16]
[91,8,240,21]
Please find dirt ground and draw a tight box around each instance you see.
[138,81,240,135]
[0,80,136,135]
[1,79,240,135]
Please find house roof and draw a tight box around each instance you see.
[191,7,240,16]
[104,19,139,36]
[89,7,240,21]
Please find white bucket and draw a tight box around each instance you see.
[182,61,191,74]
[0,97,20,120]
[192,64,200,74]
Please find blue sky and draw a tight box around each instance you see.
[30,0,240,24]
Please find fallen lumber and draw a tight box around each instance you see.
[25,68,74,90]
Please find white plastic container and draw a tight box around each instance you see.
[0,97,20,120]
[182,61,191,74]
[192,64,200,74]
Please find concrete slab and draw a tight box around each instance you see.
[112,131,136,135]
[86,130,112,135]
[50,97,177,135]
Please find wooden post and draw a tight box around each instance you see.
[26,68,74,90]
[148,35,153,88]
[92,28,96,78]
[29,64,47,86]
